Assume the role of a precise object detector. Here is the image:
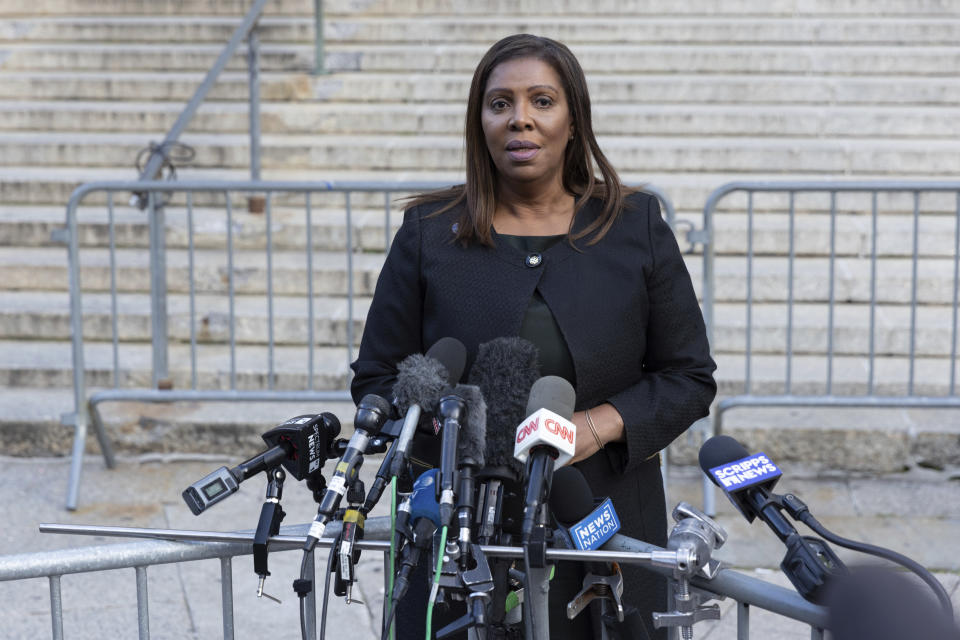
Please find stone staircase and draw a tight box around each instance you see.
[1,0,958,472]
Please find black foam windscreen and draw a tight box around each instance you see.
[525,375,576,419]
[453,383,487,468]
[426,336,467,386]
[392,353,448,414]
[828,566,960,640]
[467,337,540,476]
[549,466,595,525]
[698,435,751,480]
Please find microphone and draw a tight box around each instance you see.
[453,385,486,564]
[515,376,577,543]
[549,466,628,628]
[550,466,622,551]
[437,383,485,529]
[390,337,467,476]
[182,412,340,515]
[468,336,539,480]
[699,435,845,603]
[827,566,960,640]
[304,394,392,551]
[387,469,442,630]
[468,337,539,545]
[361,338,466,516]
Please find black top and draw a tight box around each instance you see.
[496,232,576,386]
[351,191,716,474]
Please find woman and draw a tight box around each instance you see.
[351,34,716,639]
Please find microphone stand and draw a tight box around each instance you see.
[521,453,554,640]
[253,467,286,603]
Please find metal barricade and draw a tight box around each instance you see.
[700,181,960,513]
[61,180,677,510]
[0,519,828,640]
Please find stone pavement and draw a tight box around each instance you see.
[0,454,957,639]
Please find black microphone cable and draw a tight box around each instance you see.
[780,492,954,619]
[296,540,337,640]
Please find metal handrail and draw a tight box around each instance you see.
[0,520,829,638]
[134,0,270,194]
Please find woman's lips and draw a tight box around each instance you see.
[507,147,539,162]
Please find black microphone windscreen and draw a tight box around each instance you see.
[549,466,594,525]
[425,337,467,386]
[392,354,449,414]
[828,566,960,640]
[525,375,576,419]
[453,383,487,468]
[698,435,751,482]
[468,337,540,476]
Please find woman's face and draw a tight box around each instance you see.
[481,57,574,192]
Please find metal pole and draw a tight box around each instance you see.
[49,575,64,640]
[147,191,169,388]
[136,565,150,640]
[313,0,326,74]
[248,26,261,182]
[220,556,234,640]
[135,0,272,191]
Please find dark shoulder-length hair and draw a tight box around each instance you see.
[407,33,630,246]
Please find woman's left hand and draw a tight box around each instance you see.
[568,403,625,465]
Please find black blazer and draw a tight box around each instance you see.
[351,190,716,474]
[351,191,716,635]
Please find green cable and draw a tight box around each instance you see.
[387,477,397,640]
[425,525,448,640]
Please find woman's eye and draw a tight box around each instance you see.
[535,96,554,108]
[491,99,509,111]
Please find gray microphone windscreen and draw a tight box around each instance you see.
[452,383,487,468]
[392,354,448,413]
[525,375,576,420]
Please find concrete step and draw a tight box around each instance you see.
[3,165,954,216]
[0,71,313,102]
[710,211,960,258]
[0,387,360,457]
[1,0,953,17]
[5,239,959,303]
[0,43,317,73]
[0,16,318,44]
[711,302,960,357]
[0,339,353,390]
[701,255,960,305]
[4,16,960,46]
[0,339,955,415]
[4,101,959,140]
[3,132,958,176]
[2,387,958,476]
[0,165,464,206]
[0,204,404,252]
[673,406,960,473]
[0,290,371,346]
[2,70,959,106]
[3,42,958,75]
[2,290,957,359]
[0,387,359,456]
[0,245,386,296]
[5,205,958,262]
[712,352,959,398]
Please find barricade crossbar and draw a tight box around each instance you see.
[0,519,827,640]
